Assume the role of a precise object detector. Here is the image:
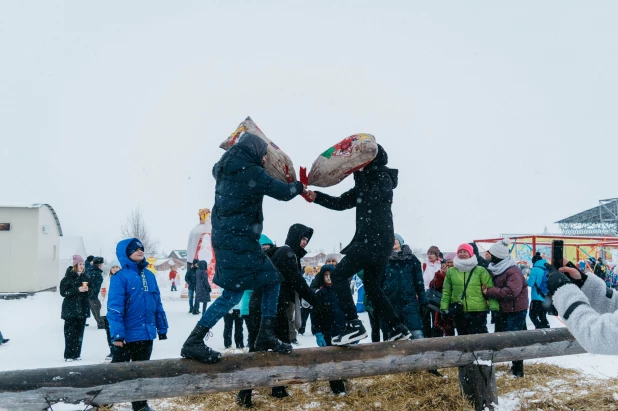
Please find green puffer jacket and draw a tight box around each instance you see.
[440,266,499,312]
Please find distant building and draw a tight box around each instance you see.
[155,258,187,272]
[168,250,187,262]
[301,252,327,267]
[0,204,63,293]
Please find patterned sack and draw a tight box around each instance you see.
[220,116,296,183]
[307,134,378,187]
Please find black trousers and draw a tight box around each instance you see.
[102,316,112,351]
[112,340,153,411]
[223,309,245,348]
[330,253,399,330]
[63,318,87,360]
[89,299,104,328]
[244,315,259,352]
[529,301,550,329]
[453,311,488,336]
[299,307,312,334]
[368,310,385,342]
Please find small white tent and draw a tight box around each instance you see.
[0,204,63,293]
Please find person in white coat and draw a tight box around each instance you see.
[101,261,121,361]
[548,258,618,355]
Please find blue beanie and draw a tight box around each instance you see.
[260,234,274,247]
[126,239,144,257]
[394,233,404,246]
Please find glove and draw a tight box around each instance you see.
[299,166,309,186]
[158,333,167,341]
[545,263,573,296]
[315,332,327,347]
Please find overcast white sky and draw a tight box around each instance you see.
[2,1,617,260]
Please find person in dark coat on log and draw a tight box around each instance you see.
[193,260,211,315]
[181,132,306,364]
[303,144,411,345]
[237,223,322,406]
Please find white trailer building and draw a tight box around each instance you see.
[0,204,63,293]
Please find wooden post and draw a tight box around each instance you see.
[458,362,498,410]
[0,329,585,411]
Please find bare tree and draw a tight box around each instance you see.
[120,207,160,256]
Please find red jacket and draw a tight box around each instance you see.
[429,270,446,292]
[484,265,529,313]
[169,270,178,281]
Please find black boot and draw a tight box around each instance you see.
[236,390,253,408]
[386,323,412,342]
[271,386,290,398]
[254,317,293,354]
[180,324,222,364]
[332,319,367,346]
[512,361,524,378]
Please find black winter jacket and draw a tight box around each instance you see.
[60,267,91,320]
[313,145,397,263]
[311,265,346,338]
[383,245,427,331]
[87,266,104,300]
[195,260,212,303]
[185,267,197,290]
[250,224,320,314]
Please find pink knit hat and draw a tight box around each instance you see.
[456,244,474,257]
[72,255,85,265]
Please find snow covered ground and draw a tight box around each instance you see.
[0,273,616,410]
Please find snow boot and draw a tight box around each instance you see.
[332,319,367,346]
[236,390,253,408]
[271,386,290,398]
[254,317,293,354]
[511,361,524,378]
[386,323,412,342]
[180,324,222,364]
[0,339,9,345]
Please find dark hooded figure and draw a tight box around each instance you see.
[305,144,410,344]
[193,260,211,315]
[238,224,321,406]
[181,132,305,364]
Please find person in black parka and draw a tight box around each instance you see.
[88,257,105,329]
[237,224,322,406]
[304,144,410,345]
[311,264,347,395]
[193,260,211,315]
[60,255,91,361]
[382,239,427,339]
[181,132,305,364]
[185,259,198,314]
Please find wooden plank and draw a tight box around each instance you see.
[0,328,585,410]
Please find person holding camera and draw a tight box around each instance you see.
[440,244,498,336]
[547,259,618,355]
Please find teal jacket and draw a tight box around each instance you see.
[239,290,253,316]
[527,259,547,302]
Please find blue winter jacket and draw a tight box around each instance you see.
[211,133,304,291]
[527,259,547,302]
[107,238,168,343]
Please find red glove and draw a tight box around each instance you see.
[301,191,314,203]
[299,167,309,187]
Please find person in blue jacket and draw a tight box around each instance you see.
[181,132,306,364]
[311,265,346,395]
[107,238,168,411]
[528,252,550,329]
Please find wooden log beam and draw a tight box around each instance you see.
[0,328,585,410]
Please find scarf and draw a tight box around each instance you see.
[454,255,478,273]
[488,255,517,276]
